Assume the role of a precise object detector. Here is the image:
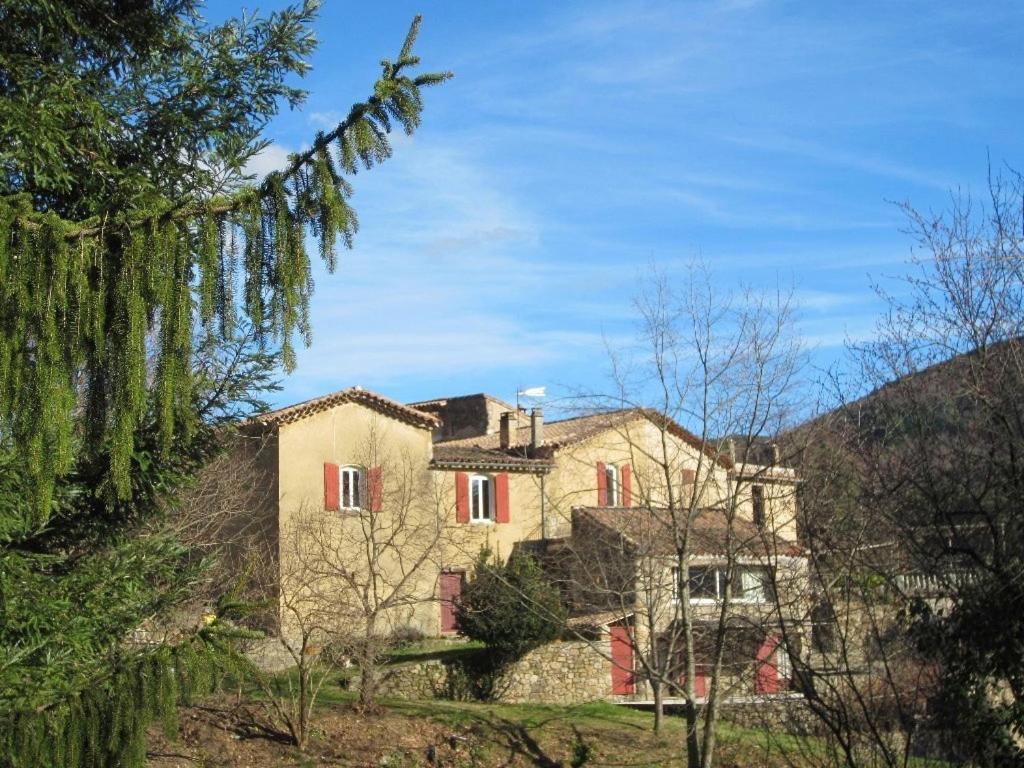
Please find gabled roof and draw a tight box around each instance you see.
[574,506,803,558]
[437,408,734,469]
[430,445,554,473]
[249,386,440,431]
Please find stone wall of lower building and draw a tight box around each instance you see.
[498,639,612,704]
[376,639,613,705]
[377,657,451,700]
[717,694,821,733]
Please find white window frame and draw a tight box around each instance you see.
[776,639,792,680]
[469,474,495,523]
[735,566,771,603]
[339,465,362,510]
[604,463,619,506]
[674,565,772,605]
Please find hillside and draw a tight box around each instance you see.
[146,690,817,768]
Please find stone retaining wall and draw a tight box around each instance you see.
[377,639,613,705]
[500,639,612,704]
[717,694,820,733]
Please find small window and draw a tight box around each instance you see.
[752,485,765,530]
[688,566,720,600]
[776,640,792,681]
[340,466,362,509]
[674,565,772,603]
[605,464,619,506]
[734,567,772,602]
[470,474,494,522]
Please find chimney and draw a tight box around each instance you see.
[499,411,518,449]
[530,407,544,450]
[770,442,781,465]
[725,438,736,463]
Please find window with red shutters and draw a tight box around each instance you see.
[324,462,340,511]
[368,466,383,512]
[455,472,470,523]
[621,465,632,507]
[494,473,510,523]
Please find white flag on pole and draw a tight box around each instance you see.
[517,387,546,398]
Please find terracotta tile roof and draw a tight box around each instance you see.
[250,387,440,430]
[566,610,634,630]
[408,392,516,411]
[573,506,803,559]
[430,445,554,473]
[437,408,734,468]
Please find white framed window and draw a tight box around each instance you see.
[469,474,494,522]
[604,463,619,506]
[737,567,771,602]
[673,565,772,603]
[776,640,792,680]
[339,465,362,510]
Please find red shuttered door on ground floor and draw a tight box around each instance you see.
[440,571,463,634]
[755,635,779,694]
[610,624,635,695]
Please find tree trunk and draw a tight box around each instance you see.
[685,699,702,768]
[359,661,377,710]
[699,687,718,768]
[653,679,664,733]
[297,661,309,749]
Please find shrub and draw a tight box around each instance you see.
[389,625,427,648]
[455,549,566,661]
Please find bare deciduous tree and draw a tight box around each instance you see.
[787,169,1024,765]
[561,264,805,768]
[269,422,449,726]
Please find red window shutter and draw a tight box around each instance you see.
[495,473,510,523]
[621,465,632,507]
[324,462,340,511]
[455,472,469,523]
[755,635,780,694]
[368,466,383,512]
[596,462,607,506]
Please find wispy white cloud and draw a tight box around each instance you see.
[244,143,293,178]
[261,0,1022,406]
[723,134,955,191]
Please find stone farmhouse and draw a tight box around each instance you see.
[234,386,806,702]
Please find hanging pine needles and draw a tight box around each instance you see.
[0,16,451,516]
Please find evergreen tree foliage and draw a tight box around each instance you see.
[0,2,451,516]
[0,3,448,765]
[456,550,567,661]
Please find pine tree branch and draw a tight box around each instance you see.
[8,15,452,241]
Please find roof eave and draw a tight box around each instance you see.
[429,458,554,474]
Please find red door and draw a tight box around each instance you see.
[440,571,463,634]
[681,667,708,698]
[609,624,635,695]
[755,635,779,694]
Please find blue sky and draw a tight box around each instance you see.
[215,0,1023,415]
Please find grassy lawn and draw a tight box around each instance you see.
[311,674,821,768]
[386,638,486,664]
[155,659,948,767]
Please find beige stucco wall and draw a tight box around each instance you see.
[541,419,743,537]
[436,416,800,575]
[265,405,801,644]
[438,470,546,572]
[276,402,444,638]
[734,468,800,542]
